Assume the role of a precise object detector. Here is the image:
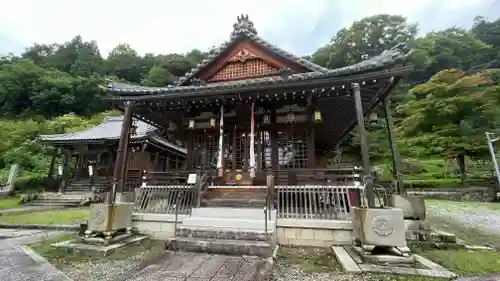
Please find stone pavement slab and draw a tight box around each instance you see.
[0,243,72,281]
[125,251,272,281]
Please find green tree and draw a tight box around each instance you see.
[104,43,145,83]
[141,66,176,86]
[312,14,418,68]
[396,69,500,182]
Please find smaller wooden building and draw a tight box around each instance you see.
[39,116,187,192]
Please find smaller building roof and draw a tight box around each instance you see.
[39,116,186,154]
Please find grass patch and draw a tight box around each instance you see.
[423,249,500,276]
[277,246,339,274]
[0,197,21,210]
[27,233,164,267]
[0,207,89,225]
[426,199,500,211]
[426,211,500,249]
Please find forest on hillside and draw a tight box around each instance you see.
[1,14,500,189]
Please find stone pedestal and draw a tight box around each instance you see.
[352,207,410,256]
[393,195,426,220]
[87,203,134,239]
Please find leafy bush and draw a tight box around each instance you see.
[14,174,46,193]
[405,178,461,189]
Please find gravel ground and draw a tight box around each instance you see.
[43,239,165,281]
[273,261,369,281]
[59,259,141,281]
[425,200,500,234]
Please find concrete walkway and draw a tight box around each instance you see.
[123,251,272,281]
[0,205,61,215]
[0,228,73,281]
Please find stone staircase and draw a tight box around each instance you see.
[29,177,109,207]
[202,188,267,208]
[169,207,277,259]
[28,192,87,207]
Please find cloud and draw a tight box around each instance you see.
[0,0,498,57]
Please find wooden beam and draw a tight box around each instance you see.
[353,83,375,208]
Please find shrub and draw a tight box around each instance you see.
[405,178,461,189]
[14,174,46,193]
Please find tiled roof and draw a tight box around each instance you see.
[39,116,186,154]
[104,43,411,95]
[174,26,329,86]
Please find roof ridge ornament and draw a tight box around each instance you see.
[230,14,257,40]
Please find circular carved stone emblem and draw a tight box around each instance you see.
[372,215,395,237]
[235,174,242,181]
[92,209,106,226]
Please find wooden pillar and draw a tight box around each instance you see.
[352,83,375,208]
[232,127,237,170]
[186,133,194,169]
[271,108,279,171]
[47,153,57,179]
[307,97,316,168]
[383,96,404,195]
[109,101,134,205]
[154,152,160,171]
[59,148,71,193]
[243,127,248,170]
[257,130,262,170]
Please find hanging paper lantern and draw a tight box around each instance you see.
[188,119,195,130]
[209,118,216,128]
[314,109,322,123]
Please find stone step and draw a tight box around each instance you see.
[168,237,273,258]
[28,201,80,207]
[37,196,84,200]
[182,217,275,232]
[191,207,277,221]
[203,199,265,208]
[177,226,274,242]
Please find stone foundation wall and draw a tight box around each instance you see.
[132,213,188,239]
[132,214,354,247]
[276,219,353,247]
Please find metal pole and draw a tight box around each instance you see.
[486,132,500,186]
[383,95,404,195]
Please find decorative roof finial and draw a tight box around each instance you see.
[231,14,257,39]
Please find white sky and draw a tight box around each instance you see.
[0,0,498,56]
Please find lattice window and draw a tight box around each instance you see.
[260,131,272,169]
[233,126,247,170]
[193,133,218,169]
[209,59,279,82]
[277,127,308,169]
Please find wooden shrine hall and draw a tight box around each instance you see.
[39,116,187,193]
[102,15,411,202]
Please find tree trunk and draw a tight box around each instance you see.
[457,154,467,184]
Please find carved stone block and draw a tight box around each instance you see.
[88,203,134,233]
[352,207,407,248]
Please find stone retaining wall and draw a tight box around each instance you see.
[132,214,355,247]
[132,213,188,239]
[276,219,353,247]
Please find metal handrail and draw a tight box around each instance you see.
[264,175,275,242]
